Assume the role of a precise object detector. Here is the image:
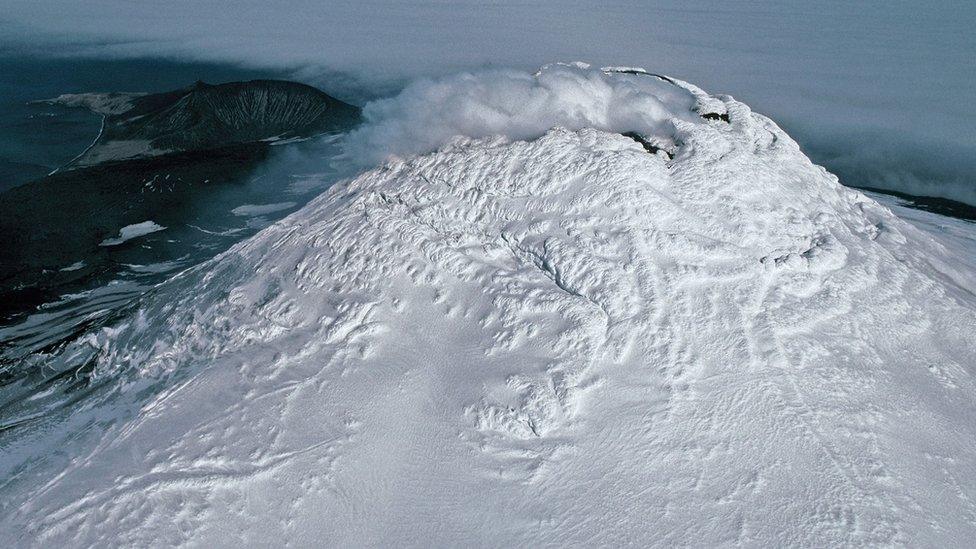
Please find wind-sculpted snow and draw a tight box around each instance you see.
[2,67,976,546]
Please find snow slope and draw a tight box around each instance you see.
[2,67,976,546]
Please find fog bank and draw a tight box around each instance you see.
[3,0,975,202]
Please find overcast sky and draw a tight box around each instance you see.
[3,0,975,202]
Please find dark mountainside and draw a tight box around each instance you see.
[62,79,361,168]
[0,79,360,324]
[0,160,48,194]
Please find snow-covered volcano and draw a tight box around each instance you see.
[2,65,976,546]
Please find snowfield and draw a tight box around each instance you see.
[2,66,976,546]
[98,220,167,246]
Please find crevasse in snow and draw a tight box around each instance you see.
[2,66,976,546]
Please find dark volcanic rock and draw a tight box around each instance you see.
[859,187,976,222]
[0,144,273,322]
[700,111,730,123]
[621,131,674,159]
[60,79,360,168]
[0,159,49,193]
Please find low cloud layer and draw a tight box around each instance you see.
[799,131,976,206]
[3,1,975,203]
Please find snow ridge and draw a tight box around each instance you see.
[2,66,976,546]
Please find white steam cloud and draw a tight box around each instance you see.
[344,64,700,165]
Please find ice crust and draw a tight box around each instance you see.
[231,202,297,217]
[2,67,976,546]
